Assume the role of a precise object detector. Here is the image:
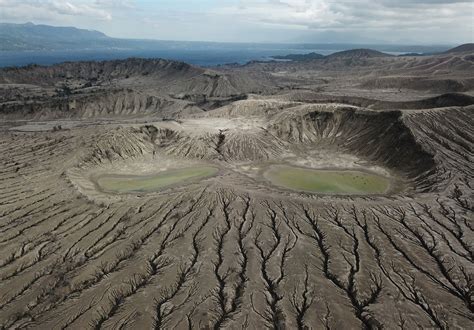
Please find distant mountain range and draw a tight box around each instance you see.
[0,22,465,54]
[0,22,115,51]
[271,44,474,62]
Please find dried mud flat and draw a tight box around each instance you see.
[0,50,473,329]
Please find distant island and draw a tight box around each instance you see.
[271,44,474,62]
[271,52,325,61]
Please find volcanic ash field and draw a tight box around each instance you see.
[0,50,473,329]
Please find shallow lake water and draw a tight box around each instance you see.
[264,165,391,194]
[96,166,218,193]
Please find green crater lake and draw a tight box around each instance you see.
[264,165,390,195]
[97,166,218,193]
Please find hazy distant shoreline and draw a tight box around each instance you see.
[0,44,448,68]
[0,22,456,68]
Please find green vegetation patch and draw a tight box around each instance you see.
[265,165,390,195]
[97,166,218,193]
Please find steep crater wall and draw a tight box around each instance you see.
[267,108,437,188]
[72,106,445,196]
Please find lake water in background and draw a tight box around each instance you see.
[0,43,448,68]
[0,48,323,68]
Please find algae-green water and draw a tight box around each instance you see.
[265,165,390,194]
[97,166,218,193]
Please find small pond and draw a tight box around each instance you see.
[264,165,391,195]
[96,166,218,193]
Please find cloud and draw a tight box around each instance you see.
[49,1,112,20]
[0,0,471,43]
[222,0,473,32]
[94,0,135,9]
[0,0,112,21]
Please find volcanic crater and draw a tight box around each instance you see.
[0,51,473,329]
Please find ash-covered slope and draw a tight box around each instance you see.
[443,43,474,54]
[0,58,201,86]
[1,61,473,329]
[232,48,474,94]
[0,89,199,120]
[0,58,276,119]
[0,58,275,96]
[269,91,474,110]
[1,46,473,120]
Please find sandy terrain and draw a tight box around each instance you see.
[0,49,473,329]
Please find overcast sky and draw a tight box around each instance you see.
[0,0,473,44]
